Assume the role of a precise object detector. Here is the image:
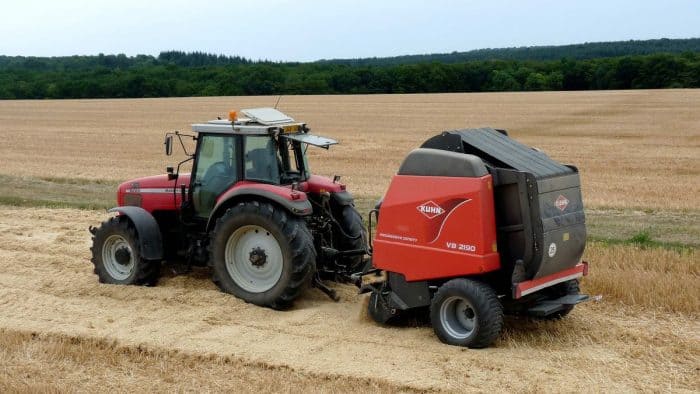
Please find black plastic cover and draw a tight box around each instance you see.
[398,148,488,178]
[423,128,572,178]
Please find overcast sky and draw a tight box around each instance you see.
[1,0,698,61]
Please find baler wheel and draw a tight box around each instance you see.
[430,279,503,348]
[209,201,315,310]
[90,217,160,285]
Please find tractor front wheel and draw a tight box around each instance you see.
[430,279,503,348]
[209,201,315,310]
[90,217,160,285]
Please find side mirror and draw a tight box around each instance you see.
[164,135,173,156]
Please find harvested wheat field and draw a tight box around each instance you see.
[0,90,699,392]
[1,89,699,209]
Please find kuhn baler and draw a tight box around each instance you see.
[361,128,589,348]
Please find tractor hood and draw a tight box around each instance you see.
[117,173,191,210]
[118,173,191,192]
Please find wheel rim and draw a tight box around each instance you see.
[224,225,283,293]
[439,296,477,340]
[102,234,135,281]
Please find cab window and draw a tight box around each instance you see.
[192,135,237,217]
[244,136,280,184]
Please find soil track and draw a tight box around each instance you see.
[1,206,697,392]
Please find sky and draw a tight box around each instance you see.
[1,0,698,62]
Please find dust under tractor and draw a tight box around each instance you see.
[90,108,589,348]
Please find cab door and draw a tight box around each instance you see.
[191,134,239,218]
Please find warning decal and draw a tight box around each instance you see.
[555,195,569,212]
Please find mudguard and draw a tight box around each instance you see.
[330,191,355,206]
[108,206,164,260]
[206,187,313,231]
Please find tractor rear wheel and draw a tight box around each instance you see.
[90,217,160,285]
[209,201,315,310]
[334,204,367,274]
[430,279,503,348]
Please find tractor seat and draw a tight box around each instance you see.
[246,148,279,182]
[199,162,236,214]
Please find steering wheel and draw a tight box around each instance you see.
[202,162,228,185]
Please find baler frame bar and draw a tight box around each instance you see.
[513,261,589,299]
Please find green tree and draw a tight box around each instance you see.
[489,70,521,91]
[524,72,547,90]
[545,71,564,90]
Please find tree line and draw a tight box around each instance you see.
[1,51,699,99]
[3,38,697,72]
[0,51,258,73]
[318,38,700,66]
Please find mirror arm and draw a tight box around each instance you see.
[175,156,193,175]
[175,131,196,157]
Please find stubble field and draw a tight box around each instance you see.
[0,90,698,392]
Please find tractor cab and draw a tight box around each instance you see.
[166,108,337,218]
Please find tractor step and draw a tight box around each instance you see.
[527,294,589,316]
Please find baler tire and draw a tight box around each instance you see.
[535,279,580,320]
[335,205,367,273]
[90,217,160,286]
[430,279,503,348]
[209,201,315,310]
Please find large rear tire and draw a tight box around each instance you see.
[430,279,503,348]
[334,204,367,273]
[90,217,160,285]
[209,201,315,310]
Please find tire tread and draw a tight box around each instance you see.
[209,202,315,310]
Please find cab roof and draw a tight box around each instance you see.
[191,107,307,135]
[191,107,338,148]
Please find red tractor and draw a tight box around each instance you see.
[91,109,589,348]
[90,108,366,309]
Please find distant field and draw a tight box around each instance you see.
[0,91,698,392]
[0,89,698,210]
